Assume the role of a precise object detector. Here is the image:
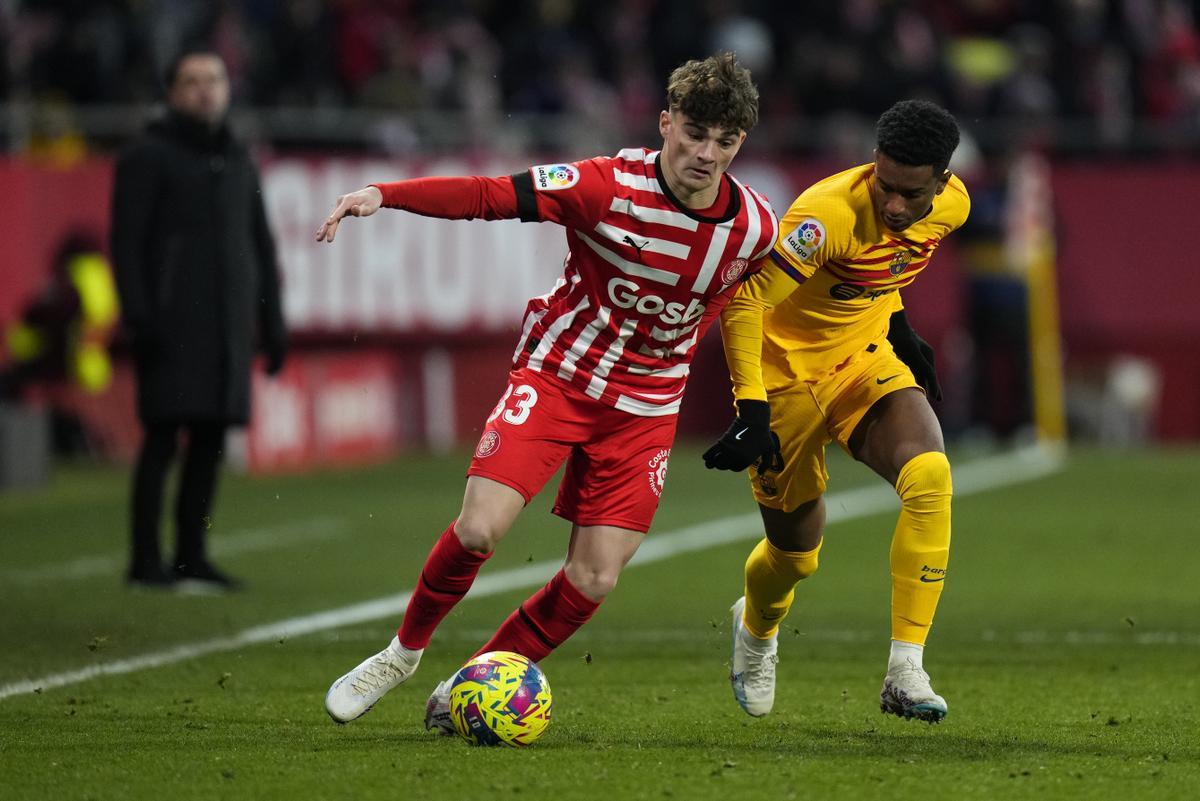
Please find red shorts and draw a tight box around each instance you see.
[467,368,677,533]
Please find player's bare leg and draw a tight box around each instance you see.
[426,522,644,733]
[325,477,525,724]
[851,387,951,723]
[731,498,824,716]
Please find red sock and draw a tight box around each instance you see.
[397,523,490,649]
[474,569,600,663]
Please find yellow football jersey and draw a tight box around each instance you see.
[722,163,970,399]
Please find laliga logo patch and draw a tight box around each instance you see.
[533,164,579,191]
[720,257,749,286]
[782,218,825,262]
[889,251,912,276]
[647,449,670,498]
[475,430,501,458]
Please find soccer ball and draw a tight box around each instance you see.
[448,651,552,747]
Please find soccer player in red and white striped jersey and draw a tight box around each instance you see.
[319,53,778,729]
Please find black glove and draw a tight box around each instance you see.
[886,310,941,401]
[702,399,783,472]
[263,335,288,376]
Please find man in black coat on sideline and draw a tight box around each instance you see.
[111,50,287,590]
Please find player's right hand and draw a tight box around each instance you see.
[315,186,384,243]
[702,399,783,472]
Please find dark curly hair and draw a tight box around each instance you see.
[666,52,759,132]
[875,100,960,173]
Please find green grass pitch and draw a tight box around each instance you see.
[1,444,1197,800]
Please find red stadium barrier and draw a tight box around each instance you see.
[245,350,404,473]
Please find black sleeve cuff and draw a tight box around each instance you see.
[511,171,539,223]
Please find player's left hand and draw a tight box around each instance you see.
[315,186,383,243]
[703,400,783,472]
[887,310,942,401]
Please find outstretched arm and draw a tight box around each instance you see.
[316,159,614,244]
[315,174,528,243]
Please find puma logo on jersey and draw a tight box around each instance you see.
[622,235,649,258]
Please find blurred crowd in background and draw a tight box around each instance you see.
[4,0,1200,156]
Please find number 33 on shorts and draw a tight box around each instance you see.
[487,384,539,426]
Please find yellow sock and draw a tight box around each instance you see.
[890,451,952,645]
[743,537,821,639]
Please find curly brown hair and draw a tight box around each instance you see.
[666,52,759,133]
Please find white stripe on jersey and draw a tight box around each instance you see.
[512,307,548,363]
[648,320,701,342]
[732,182,763,261]
[746,186,777,259]
[671,330,700,356]
[527,295,591,372]
[626,360,690,378]
[615,148,658,165]
[613,169,663,194]
[608,197,700,231]
[635,326,699,361]
[557,306,610,382]
[612,394,682,417]
[577,231,681,286]
[689,216,734,292]
[537,274,570,303]
[585,318,638,401]
[592,220,691,260]
[628,387,687,401]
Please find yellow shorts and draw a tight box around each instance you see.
[750,342,920,512]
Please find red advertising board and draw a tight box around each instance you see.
[245,350,405,474]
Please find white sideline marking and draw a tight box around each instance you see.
[0,444,1062,701]
[1,517,348,585]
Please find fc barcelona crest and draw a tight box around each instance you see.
[889,251,913,276]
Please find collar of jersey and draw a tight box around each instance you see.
[653,153,742,225]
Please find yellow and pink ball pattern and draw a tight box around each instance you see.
[448,651,553,747]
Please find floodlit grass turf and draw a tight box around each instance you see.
[1,444,1198,800]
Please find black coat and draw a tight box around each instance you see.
[111,111,286,424]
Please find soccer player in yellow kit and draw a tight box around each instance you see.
[703,100,969,723]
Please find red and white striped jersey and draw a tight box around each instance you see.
[508,149,778,416]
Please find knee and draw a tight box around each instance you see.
[793,547,820,580]
[895,451,952,505]
[563,563,620,602]
[751,537,821,583]
[452,515,505,554]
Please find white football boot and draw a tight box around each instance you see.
[324,636,422,723]
[729,596,779,717]
[879,657,948,723]
[423,676,457,736]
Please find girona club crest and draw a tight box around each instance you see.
[646,449,670,498]
[475,430,501,458]
[720,258,749,286]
